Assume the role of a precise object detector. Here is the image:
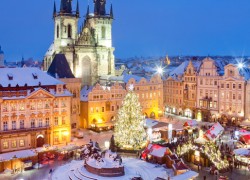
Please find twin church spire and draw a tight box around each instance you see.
[53,0,113,18]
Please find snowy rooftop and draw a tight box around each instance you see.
[170,170,199,180]
[0,67,64,87]
[205,122,224,141]
[0,149,37,162]
[80,85,93,102]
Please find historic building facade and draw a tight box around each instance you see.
[44,0,115,86]
[196,58,221,121]
[0,68,71,153]
[80,74,163,128]
[183,61,200,118]
[218,64,245,123]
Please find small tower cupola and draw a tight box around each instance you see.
[94,0,106,16]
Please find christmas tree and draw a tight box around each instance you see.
[114,87,147,150]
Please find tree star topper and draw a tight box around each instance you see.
[129,84,134,91]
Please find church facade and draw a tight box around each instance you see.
[44,0,115,86]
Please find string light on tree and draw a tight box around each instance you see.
[114,89,147,150]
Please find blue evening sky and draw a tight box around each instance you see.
[0,0,250,61]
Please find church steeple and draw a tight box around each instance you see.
[60,0,72,14]
[94,0,106,16]
[110,4,113,18]
[76,0,79,17]
[53,1,57,18]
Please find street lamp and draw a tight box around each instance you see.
[156,67,163,75]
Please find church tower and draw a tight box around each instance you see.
[44,0,115,86]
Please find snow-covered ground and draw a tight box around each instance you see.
[52,158,172,180]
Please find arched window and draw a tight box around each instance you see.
[56,25,59,38]
[101,26,106,39]
[68,24,72,38]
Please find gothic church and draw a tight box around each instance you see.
[44,0,115,86]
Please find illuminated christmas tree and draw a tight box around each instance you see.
[114,86,147,150]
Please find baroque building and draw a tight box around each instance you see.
[44,0,115,86]
[0,68,71,153]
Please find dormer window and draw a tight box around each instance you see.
[7,73,13,80]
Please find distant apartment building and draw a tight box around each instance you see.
[0,68,71,153]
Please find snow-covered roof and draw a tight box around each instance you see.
[145,118,159,128]
[233,148,250,156]
[80,85,93,102]
[205,122,224,141]
[146,144,170,158]
[0,149,37,162]
[169,61,189,77]
[0,67,64,87]
[170,170,198,180]
[45,43,55,56]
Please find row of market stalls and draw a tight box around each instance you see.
[0,144,79,173]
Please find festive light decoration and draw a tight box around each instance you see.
[114,90,147,150]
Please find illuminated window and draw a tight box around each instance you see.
[239,84,242,89]
[2,104,8,112]
[54,136,59,143]
[45,118,50,126]
[62,117,66,125]
[3,142,8,149]
[54,117,58,126]
[37,101,42,109]
[38,119,43,127]
[19,140,25,147]
[12,140,17,148]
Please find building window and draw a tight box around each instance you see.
[54,101,58,108]
[111,106,114,111]
[11,104,16,111]
[238,94,242,100]
[214,101,217,108]
[38,119,43,127]
[45,102,50,109]
[233,94,235,100]
[210,102,213,108]
[57,25,59,38]
[233,84,235,89]
[2,105,8,112]
[102,107,105,112]
[101,26,106,39]
[19,104,25,111]
[90,107,94,113]
[106,102,110,111]
[62,117,66,125]
[31,102,35,110]
[3,121,8,131]
[214,81,217,85]
[45,117,50,126]
[37,101,42,109]
[3,142,8,149]
[61,101,66,107]
[20,120,24,129]
[239,84,242,89]
[96,107,99,112]
[221,84,224,88]
[31,119,35,128]
[12,140,17,148]
[54,136,59,143]
[12,121,16,130]
[200,79,203,85]
[227,84,229,88]
[19,140,25,147]
[54,117,58,126]
[68,24,72,38]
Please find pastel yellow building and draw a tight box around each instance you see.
[0,68,71,153]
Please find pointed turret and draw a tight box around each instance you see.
[94,0,106,16]
[76,0,80,17]
[86,5,90,17]
[110,4,113,18]
[53,1,57,18]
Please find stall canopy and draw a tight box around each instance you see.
[205,122,224,141]
[0,150,37,162]
[233,148,250,156]
[240,134,250,145]
[143,144,171,158]
[183,120,198,127]
[170,170,199,180]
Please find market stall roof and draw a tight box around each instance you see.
[0,149,37,162]
[205,122,224,141]
[240,134,250,145]
[144,144,171,158]
[233,148,250,156]
[183,120,198,127]
[170,170,199,180]
[194,137,207,144]
[172,161,189,170]
[152,122,169,130]
[145,118,159,128]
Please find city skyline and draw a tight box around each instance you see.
[0,0,250,61]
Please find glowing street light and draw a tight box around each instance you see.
[157,67,163,75]
[238,62,244,69]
